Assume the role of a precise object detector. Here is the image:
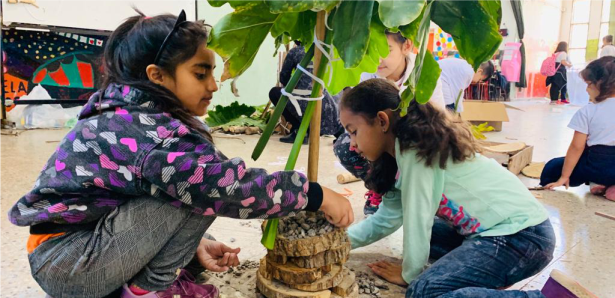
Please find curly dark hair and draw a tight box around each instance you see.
[580,56,615,103]
[340,79,480,193]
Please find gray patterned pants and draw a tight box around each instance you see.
[29,196,215,298]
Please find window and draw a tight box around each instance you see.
[569,0,591,64]
[599,0,611,49]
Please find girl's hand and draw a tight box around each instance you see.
[319,186,354,228]
[196,238,241,272]
[367,260,408,286]
[545,177,570,190]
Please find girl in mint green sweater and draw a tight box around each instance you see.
[339,78,597,298]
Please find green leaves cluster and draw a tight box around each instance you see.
[205,101,257,127]
[208,0,502,112]
[206,0,503,249]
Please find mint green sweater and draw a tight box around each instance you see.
[348,140,548,283]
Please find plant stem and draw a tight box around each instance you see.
[251,45,316,161]
[261,12,332,250]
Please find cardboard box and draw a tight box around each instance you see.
[481,141,534,175]
[461,101,523,131]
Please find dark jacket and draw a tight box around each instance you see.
[9,84,322,234]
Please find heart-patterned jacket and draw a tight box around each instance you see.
[8,84,321,233]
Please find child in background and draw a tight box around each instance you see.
[546,41,572,104]
[334,31,444,215]
[542,56,615,201]
[438,58,494,112]
[339,78,596,298]
[599,35,615,58]
[8,11,353,298]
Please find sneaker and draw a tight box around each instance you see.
[121,269,218,298]
[363,199,379,215]
[605,185,615,202]
[541,270,598,298]
[589,183,606,195]
[280,130,308,144]
[550,101,558,105]
[561,99,571,104]
[363,190,383,215]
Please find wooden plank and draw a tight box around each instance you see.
[268,240,350,268]
[508,145,533,176]
[257,271,331,298]
[265,257,324,285]
[291,264,344,292]
[331,268,356,297]
[273,226,349,257]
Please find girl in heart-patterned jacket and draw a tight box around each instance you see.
[8,11,353,298]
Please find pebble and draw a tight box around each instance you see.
[230,238,236,243]
[278,211,336,240]
[356,272,389,297]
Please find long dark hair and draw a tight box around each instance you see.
[580,56,615,103]
[340,79,479,193]
[102,11,212,142]
[555,41,568,53]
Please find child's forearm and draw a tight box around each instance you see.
[561,145,584,178]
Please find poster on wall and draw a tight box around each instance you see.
[433,27,460,61]
[2,29,108,108]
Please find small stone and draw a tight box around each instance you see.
[225,280,230,284]
[372,287,380,294]
[301,223,310,230]
[308,229,316,237]
[359,288,365,294]
[230,238,236,243]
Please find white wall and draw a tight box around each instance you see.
[198,2,278,107]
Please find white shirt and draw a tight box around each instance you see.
[599,45,615,58]
[568,98,615,146]
[555,52,570,64]
[359,53,446,109]
[437,58,475,113]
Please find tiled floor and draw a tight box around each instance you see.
[1,98,614,297]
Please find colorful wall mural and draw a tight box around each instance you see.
[1,29,107,107]
[433,27,460,61]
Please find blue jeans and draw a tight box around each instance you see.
[540,145,615,187]
[406,219,555,298]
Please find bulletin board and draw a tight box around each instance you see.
[433,27,460,61]
[1,0,196,31]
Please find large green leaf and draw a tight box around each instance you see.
[399,5,425,45]
[431,0,502,70]
[220,116,266,131]
[332,0,374,68]
[208,0,254,8]
[270,11,317,46]
[414,51,440,104]
[208,3,278,81]
[266,0,340,13]
[400,1,433,114]
[206,101,256,127]
[377,0,424,28]
[324,16,389,95]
